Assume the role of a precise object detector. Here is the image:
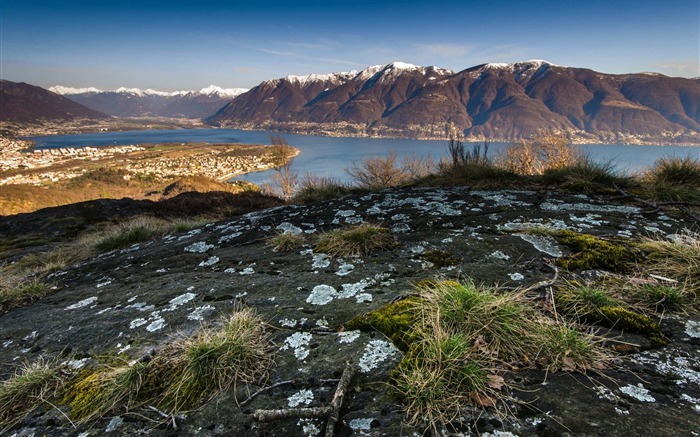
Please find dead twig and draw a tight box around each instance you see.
[240,380,295,406]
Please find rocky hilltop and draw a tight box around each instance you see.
[1,186,698,436]
[207,61,700,144]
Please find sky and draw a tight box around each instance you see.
[1,0,698,91]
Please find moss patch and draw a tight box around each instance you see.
[554,230,638,272]
[344,297,420,352]
[420,250,461,268]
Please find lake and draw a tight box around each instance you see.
[29,128,700,186]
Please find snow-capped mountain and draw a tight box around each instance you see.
[207,60,700,142]
[50,85,248,118]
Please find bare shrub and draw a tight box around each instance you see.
[496,134,582,175]
[267,134,298,200]
[346,150,435,190]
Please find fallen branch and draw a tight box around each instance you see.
[240,379,295,406]
[146,405,177,430]
[325,363,356,437]
[254,406,333,421]
[252,361,356,437]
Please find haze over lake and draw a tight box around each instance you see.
[30,128,700,186]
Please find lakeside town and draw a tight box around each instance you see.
[0,137,292,186]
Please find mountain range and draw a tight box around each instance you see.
[207,60,700,143]
[49,85,248,118]
[0,80,111,123]
[2,60,699,143]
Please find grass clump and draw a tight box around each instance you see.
[554,230,638,272]
[292,175,356,204]
[315,223,396,257]
[0,276,51,313]
[0,359,64,431]
[267,231,305,252]
[644,156,700,202]
[61,308,271,423]
[153,308,271,412]
[542,158,631,193]
[93,216,169,252]
[347,279,607,431]
[639,230,700,295]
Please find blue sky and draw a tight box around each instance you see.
[1,0,698,91]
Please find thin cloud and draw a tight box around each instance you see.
[413,43,476,58]
[654,62,700,76]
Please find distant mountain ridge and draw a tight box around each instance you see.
[52,85,248,118]
[207,60,700,143]
[0,80,111,123]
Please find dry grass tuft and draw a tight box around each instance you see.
[0,358,64,431]
[315,223,397,257]
[267,231,305,252]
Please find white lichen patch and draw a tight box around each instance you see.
[312,254,331,270]
[315,317,329,328]
[391,223,411,233]
[239,266,255,275]
[198,256,220,267]
[105,416,124,432]
[277,222,303,235]
[633,351,700,386]
[287,389,314,407]
[218,231,242,245]
[164,292,196,312]
[280,332,312,360]
[615,407,630,415]
[410,245,426,254]
[481,432,519,437]
[65,296,98,310]
[336,260,355,276]
[67,358,89,370]
[349,418,374,431]
[685,320,700,338]
[540,201,640,214]
[355,293,373,303]
[509,273,524,281]
[619,384,655,402]
[96,279,113,288]
[570,213,606,228]
[489,250,510,260]
[307,285,338,305]
[298,419,321,437]
[336,210,356,217]
[187,305,215,321]
[338,279,371,299]
[595,385,619,402]
[517,234,564,257]
[146,315,166,332]
[359,340,399,373]
[130,318,148,329]
[127,302,155,312]
[280,318,298,328]
[184,241,216,253]
[338,330,361,344]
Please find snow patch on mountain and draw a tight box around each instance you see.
[199,85,248,98]
[50,85,247,98]
[49,86,102,95]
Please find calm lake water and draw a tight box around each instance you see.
[30,128,700,186]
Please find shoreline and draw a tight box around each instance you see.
[7,118,699,148]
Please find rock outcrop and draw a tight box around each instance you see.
[1,187,699,436]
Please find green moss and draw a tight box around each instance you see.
[63,362,148,422]
[554,230,638,272]
[597,306,665,344]
[420,250,461,268]
[345,298,420,352]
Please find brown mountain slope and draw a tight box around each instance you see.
[207,61,700,143]
[0,80,111,123]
